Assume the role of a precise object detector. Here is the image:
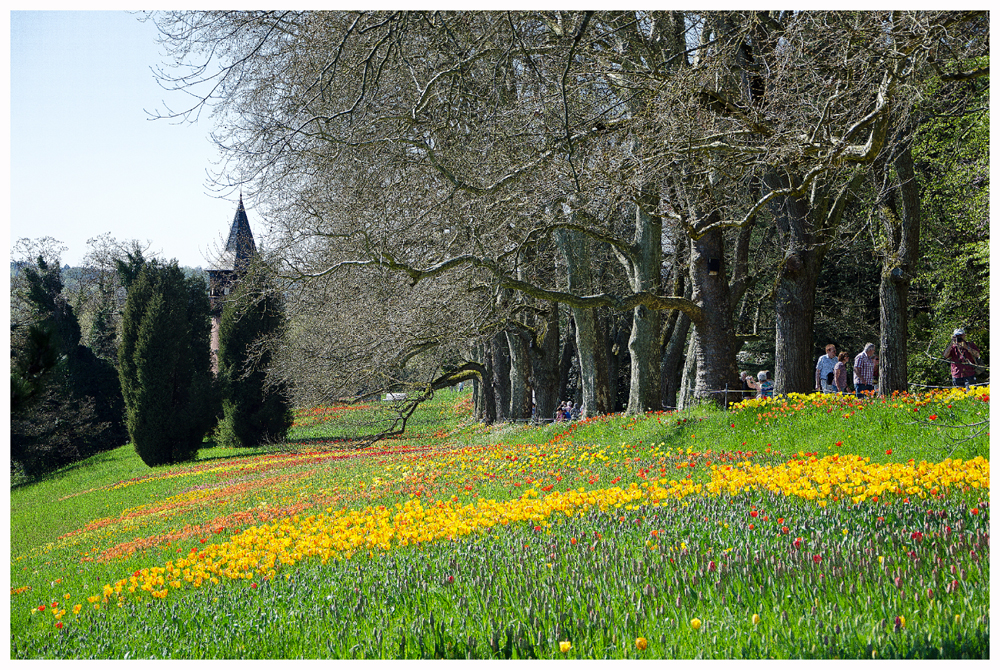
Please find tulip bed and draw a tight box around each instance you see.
[10,386,990,659]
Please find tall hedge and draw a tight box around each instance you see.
[216,268,293,447]
[118,261,219,466]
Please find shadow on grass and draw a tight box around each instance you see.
[10,445,129,491]
[281,435,387,450]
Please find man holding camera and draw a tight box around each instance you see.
[943,328,980,388]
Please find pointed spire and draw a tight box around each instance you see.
[208,196,256,272]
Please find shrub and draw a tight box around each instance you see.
[216,268,293,447]
[118,261,219,466]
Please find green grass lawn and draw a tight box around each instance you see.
[10,386,990,659]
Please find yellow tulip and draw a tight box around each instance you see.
[691,618,702,631]
[752,613,761,626]
[559,641,571,653]
[635,637,648,651]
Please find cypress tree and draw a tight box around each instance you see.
[216,268,293,447]
[118,261,219,466]
[11,257,128,476]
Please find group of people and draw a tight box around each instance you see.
[814,328,981,396]
[555,401,580,422]
[739,369,774,399]
[815,343,876,396]
[740,328,980,401]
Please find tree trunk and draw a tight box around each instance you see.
[573,308,612,417]
[767,169,862,395]
[473,341,496,424]
[491,332,511,421]
[556,227,612,418]
[623,192,663,414]
[678,329,698,410]
[506,330,532,420]
[878,140,921,394]
[558,316,575,408]
[774,246,822,395]
[530,301,561,421]
[769,186,823,396]
[662,311,691,410]
[689,227,741,404]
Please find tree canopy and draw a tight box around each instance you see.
[148,10,989,422]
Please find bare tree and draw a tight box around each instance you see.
[148,10,987,416]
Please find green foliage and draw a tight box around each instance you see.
[86,304,118,363]
[118,261,220,466]
[10,381,109,479]
[10,257,128,478]
[908,71,989,387]
[216,268,293,447]
[10,322,62,413]
[113,247,148,291]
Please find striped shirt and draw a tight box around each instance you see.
[853,352,874,385]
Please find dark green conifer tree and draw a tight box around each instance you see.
[11,257,128,476]
[216,268,293,447]
[118,261,219,466]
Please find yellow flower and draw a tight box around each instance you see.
[559,641,571,653]
[752,613,761,626]
[690,618,702,631]
[635,637,648,651]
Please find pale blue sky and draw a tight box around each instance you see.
[9,10,252,268]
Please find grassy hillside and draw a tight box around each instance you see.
[10,387,990,659]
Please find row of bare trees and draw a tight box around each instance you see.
[149,10,988,422]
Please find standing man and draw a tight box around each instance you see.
[853,343,876,397]
[943,328,981,388]
[815,344,838,393]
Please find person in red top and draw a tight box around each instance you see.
[943,328,980,388]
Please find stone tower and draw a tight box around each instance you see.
[207,196,256,372]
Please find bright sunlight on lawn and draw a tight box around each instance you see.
[10,385,989,659]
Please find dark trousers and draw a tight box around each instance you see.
[952,376,976,388]
[855,383,874,397]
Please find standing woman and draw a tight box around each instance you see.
[833,351,849,394]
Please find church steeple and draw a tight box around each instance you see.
[207,197,257,373]
[224,195,256,273]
